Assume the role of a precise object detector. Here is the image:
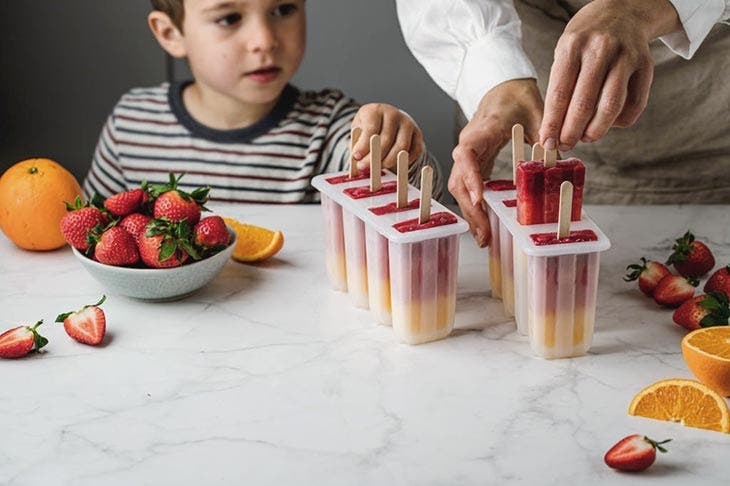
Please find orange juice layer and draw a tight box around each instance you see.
[502,273,515,317]
[369,279,392,326]
[392,293,456,345]
[325,253,347,292]
[489,254,503,299]
[527,306,594,358]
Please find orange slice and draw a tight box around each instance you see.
[628,378,730,433]
[222,217,284,262]
[682,326,730,396]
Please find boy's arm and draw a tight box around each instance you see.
[82,113,127,200]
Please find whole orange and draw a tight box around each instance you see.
[0,158,83,250]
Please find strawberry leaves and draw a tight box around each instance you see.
[698,292,730,328]
[145,218,201,262]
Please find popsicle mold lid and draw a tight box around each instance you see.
[483,180,610,257]
[312,170,468,244]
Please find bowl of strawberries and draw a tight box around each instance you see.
[63,174,236,301]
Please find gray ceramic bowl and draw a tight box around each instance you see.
[71,227,236,302]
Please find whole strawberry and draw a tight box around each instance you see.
[705,265,730,298]
[624,258,671,295]
[193,216,231,248]
[138,218,199,268]
[150,173,209,226]
[119,213,152,239]
[93,226,139,266]
[604,435,671,472]
[104,188,147,217]
[673,292,730,331]
[666,231,715,278]
[652,274,698,308]
[55,295,106,345]
[60,195,109,251]
[0,320,47,359]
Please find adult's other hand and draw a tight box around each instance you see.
[540,0,682,151]
[449,78,543,247]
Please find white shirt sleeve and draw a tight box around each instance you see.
[395,0,536,120]
[660,0,730,59]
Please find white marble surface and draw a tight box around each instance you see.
[1,204,729,485]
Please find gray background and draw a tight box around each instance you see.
[0,1,455,188]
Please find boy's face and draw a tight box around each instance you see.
[179,0,305,106]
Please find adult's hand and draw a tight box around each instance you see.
[540,0,682,151]
[449,78,543,247]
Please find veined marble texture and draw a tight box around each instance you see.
[0,204,728,486]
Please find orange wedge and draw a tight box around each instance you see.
[628,378,730,433]
[222,217,283,262]
[682,326,730,396]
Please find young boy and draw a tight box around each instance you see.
[83,0,442,203]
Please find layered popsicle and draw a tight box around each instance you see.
[484,180,516,301]
[390,213,460,344]
[525,230,602,358]
[516,158,585,225]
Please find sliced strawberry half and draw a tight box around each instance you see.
[652,274,698,308]
[624,257,671,295]
[604,435,671,472]
[0,321,47,359]
[55,295,107,346]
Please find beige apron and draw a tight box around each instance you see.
[457,0,730,203]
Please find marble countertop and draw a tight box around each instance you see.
[1,204,729,485]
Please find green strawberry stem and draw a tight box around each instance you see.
[624,257,649,282]
[644,437,671,453]
[55,295,106,323]
[27,320,48,351]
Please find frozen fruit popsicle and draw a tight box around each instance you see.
[516,154,585,225]
[388,167,460,344]
[522,182,606,358]
[499,220,515,316]
[321,194,347,291]
[487,204,503,300]
[363,152,412,326]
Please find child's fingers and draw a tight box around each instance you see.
[377,115,401,169]
[382,125,413,169]
[408,129,424,163]
[351,106,383,167]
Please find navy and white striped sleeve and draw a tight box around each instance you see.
[317,94,360,175]
[83,112,127,199]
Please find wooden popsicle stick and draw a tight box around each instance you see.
[370,134,382,192]
[531,142,544,162]
[418,165,433,224]
[557,181,573,238]
[396,150,408,209]
[349,126,362,178]
[544,148,557,168]
[512,124,524,181]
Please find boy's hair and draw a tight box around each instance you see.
[151,0,185,30]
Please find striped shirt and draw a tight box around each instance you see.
[83,82,442,203]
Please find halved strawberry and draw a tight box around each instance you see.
[604,435,670,472]
[60,195,109,251]
[92,226,140,266]
[666,231,715,278]
[624,258,671,295]
[55,295,107,345]
[672,292,730,331]
[652,274,698,308]
[104,188,147,217]
[149,173,209,226]
[705,265,730,298]
[0,321,47,359]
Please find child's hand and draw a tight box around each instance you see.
[351,104,424,171]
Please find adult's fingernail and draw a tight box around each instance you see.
[581,136,592,143]
[544,138,556,150]
[357,161,368,170]
[353,151,362,160]
[558,143,571,152]
[470,189,481,206]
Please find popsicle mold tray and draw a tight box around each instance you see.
[483,182,611,359]
[312,170,468,345]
